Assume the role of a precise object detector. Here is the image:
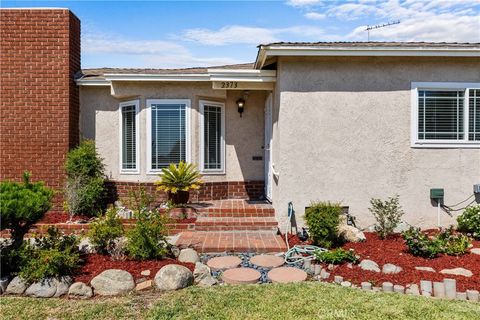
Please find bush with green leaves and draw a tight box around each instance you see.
[88,207,124,255]
[304,201,342,248]
[402,226,471,258]
[457,205,480,239]
[125,188,170,260]
[313,248,359,265]
[18,227,80,283]
[369,195,404,239]
[64,140,106,217]
[0,172,54,275]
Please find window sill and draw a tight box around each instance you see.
[120,170,140,175]
[201,171,226,175]
[411,141,480,149]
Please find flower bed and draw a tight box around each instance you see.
[320,232,480,292]
[74,254,195,284]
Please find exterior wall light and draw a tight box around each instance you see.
[236,98,245,117]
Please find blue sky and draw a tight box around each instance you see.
[3,0,480,69]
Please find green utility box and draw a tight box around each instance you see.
[430,188,444,200]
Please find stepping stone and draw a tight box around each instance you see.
[222,268,261,284]
[250,255,284,268]
[207,256,242,271]
[267,267,307,283]
[440,267,473,277]
[415,266,436,273]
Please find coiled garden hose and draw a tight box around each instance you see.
[284,245,327,265]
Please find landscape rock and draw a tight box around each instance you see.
[197,275,218,287]
[140,270,151,277]
[415,266,436,273]
[359,259,380,273]
[433,282,446,298]
[466,290,479,302]
[439,267,473,277]
[193,262,211,283]
[444,279,457,299]
[334,275,343,284]
[393,221,411,233]
[405,284,420,295]
[178,248,200,264]
[337,224,366,243]
[340,281,351,287]
[393,285,405,293]
[320,269,330,280]
[456,292,467,300]
[0,277,10,294]
[135,280,153,291]
[68,282,93,299]
[78,237,94,254]
[5,276,28,295]
[382,282,394,292]
[361,282,372,290]
[470,248,480,255]
[154,264,193,291]
[91,269,135,296]
[420,280,433,297]
[24,277,71,298]
[382,263,402,274]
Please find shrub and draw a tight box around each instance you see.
[402,227,442,258]
[88,207,124,255]
[369,195,404,239]
[0,172,54,275]
[18,227,80,283]
[402,226,471,258]
[64,140,106,217]
[437,226,471,256]
[125,188,170,260]
[304,201,342,248]
[313,248,359,265]
[155,161,202,193]
[457,205,480,239]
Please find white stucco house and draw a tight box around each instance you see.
[77,42,480,230]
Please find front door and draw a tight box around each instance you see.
[264,93,273,201]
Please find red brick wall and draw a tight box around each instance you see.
[106,180,265,205]
[0,9,81,210]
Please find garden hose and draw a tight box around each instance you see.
[284,245,327,265]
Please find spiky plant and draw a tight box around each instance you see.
[155,161,203,194]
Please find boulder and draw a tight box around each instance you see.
[68,282,93,299]
[178,248,200,264]
[193,262,211,283]
[337,224,366,243]
[0,277,10,294]
[440,267,473,277]
[91,269,135,296]
[24,277,71,298]
[78,237,94,254]
[197,275,218,287]
[154,264,193,291]
[5,276,28,295]
[54,277,73,297]
[382,263,402,274]
[359,259,380,273]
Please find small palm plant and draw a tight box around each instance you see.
[155,162,203,204]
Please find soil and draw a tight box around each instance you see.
[74,254,195,284]
[287,232,480,291]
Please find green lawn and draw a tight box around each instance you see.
[1,282,479,320]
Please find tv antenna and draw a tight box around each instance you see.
[365,20,400,41]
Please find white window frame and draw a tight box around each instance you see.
[119,100,140,174]
[411,82,480,148]
[146,99,191,174]
[199,100,226,174]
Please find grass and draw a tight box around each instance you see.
[1,282,479,320]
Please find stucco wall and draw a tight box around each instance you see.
[272,56,480,230]
[79,82,265,183]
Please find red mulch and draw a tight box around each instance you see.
[38,213,92,224]
[288,232,480,291]
[286,233,312,247]
[74,254,195,284]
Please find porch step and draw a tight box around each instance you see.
[195,217,278,231]
[192,199,275,218]
[175,231,287,253]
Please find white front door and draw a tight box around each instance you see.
[264,93,273,201]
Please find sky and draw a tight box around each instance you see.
[3,0,480,69]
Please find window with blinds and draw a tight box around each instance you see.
[469,89,479,141]
[120,101,138,172]
[418,90,464,140]
[413,83,480,146]
[200,101,224,172]
[149,101,188,170]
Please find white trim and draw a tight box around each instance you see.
[119,100,140,174]
[255,46,480,68]
[146,99,191,174]
[199,100,226,174]
[410,82,480,148]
